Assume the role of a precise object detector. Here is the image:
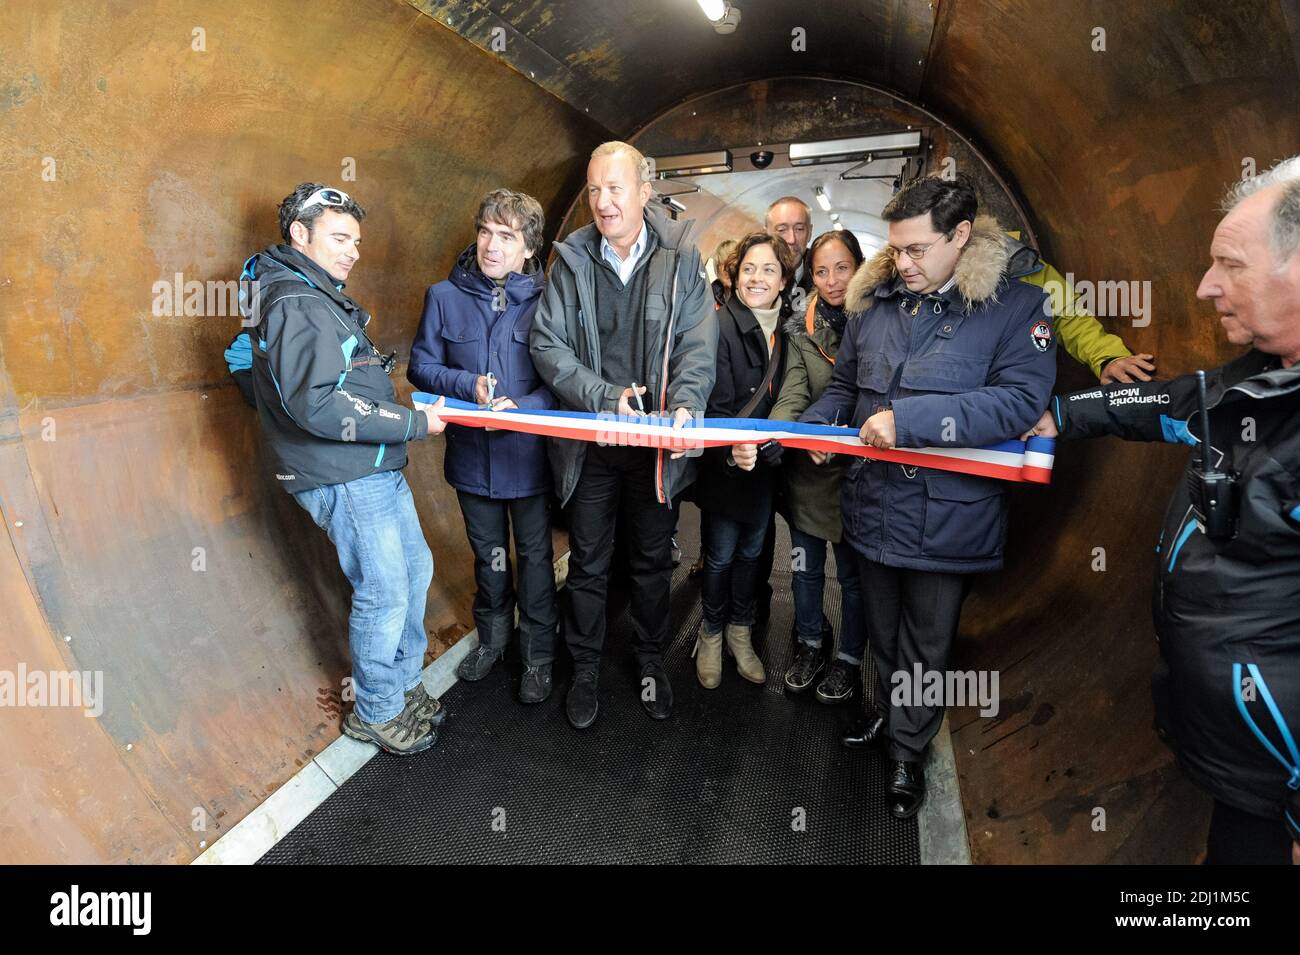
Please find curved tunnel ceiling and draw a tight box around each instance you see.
[2,0,1298,864]
[413,0,938,129]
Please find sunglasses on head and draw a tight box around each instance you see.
[297,187,351,214]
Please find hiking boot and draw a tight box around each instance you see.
[342,704,436,756]
[784,643,825,693]
[815,659,857,704]
[519,663,553,704]
[457,644,502,682]
[404,681,447,725]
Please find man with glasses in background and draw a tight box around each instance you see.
[242,182,449,756]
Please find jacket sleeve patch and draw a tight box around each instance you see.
[1030,320,1053,352]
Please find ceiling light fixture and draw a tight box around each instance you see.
[697,0,741,34]
[650,150,733,177]
[814,187,832,212]
[789,131,922,166]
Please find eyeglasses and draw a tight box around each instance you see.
[298,187,351,214]
[886,231,955,262]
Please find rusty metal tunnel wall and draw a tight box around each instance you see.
[2,0,1297,863]
[0,0,610,864]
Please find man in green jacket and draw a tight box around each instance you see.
[1006,230,1155,383]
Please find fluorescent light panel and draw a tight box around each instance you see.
[788,131,922,166]
[651,150,733,177]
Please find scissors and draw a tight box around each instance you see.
[481,372,499,410]
[823,409,840,462]
[630,381,646,416]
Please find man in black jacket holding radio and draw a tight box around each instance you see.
[1026,157,1300,864]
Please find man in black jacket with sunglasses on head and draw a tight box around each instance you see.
[243,182,449,757]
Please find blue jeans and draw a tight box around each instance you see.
[790,525,865,664]
[701,513,768,633]
[293,470,433,723]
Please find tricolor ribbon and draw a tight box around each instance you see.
[412,394,1054,484]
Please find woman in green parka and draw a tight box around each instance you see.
[769,230,867,702]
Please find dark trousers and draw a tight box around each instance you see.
[754,511,776,617]
[1204,799,1295,865]
[456,489,557,666]
[790,527,866,663]
[700,512,769,632]
[564,445,679,672]
[856,555,968,762]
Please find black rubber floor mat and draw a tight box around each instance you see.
[260,508,919,864]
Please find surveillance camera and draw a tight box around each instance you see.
[750,150,774,169]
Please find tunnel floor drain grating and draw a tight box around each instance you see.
[259,511,919,865]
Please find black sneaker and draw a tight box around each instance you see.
[566,669,599,729]
[404,682,447,725]
[670,536,682,567]
[815,659,857,704]
[457,644,502,682]
[784,643,825,693]
[639,661,674,720]
[519,663,553,704]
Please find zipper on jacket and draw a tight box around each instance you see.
[655,266,680,505]
[878,303,924,550]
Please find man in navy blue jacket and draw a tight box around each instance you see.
[409,189,559,704]
[801,174,1056,818]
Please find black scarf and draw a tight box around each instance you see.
[817,297,848,336]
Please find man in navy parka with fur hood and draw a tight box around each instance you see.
[408,189,559,704]
[801,174,1056,818]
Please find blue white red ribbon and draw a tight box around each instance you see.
[412,394,1055,484]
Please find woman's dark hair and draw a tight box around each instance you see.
[807,230,865,273]
[726,231,799,290]
[881,172,978,236]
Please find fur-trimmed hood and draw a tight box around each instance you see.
[844,214,1011,314]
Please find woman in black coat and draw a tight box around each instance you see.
[693,231,798,688]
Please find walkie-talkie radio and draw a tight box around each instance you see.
[1186,369,1238,540]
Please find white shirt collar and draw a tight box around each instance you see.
[600,220,649,283]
